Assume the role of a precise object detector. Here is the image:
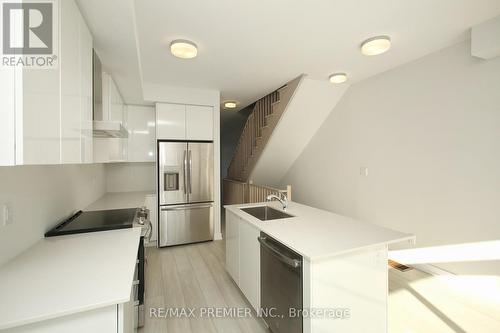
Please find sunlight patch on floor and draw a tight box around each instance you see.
[389,268,500,333]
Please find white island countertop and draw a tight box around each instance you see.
[225,201,415,261]
[85,191,155,211]
[0,228,141,330]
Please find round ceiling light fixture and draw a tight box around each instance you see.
[223,101,238,109]
[170,39,198,59]
[329,73,348,84]
[360,35,391,56]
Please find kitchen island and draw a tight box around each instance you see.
[225,201,415,333]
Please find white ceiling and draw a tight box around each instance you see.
[79,0,500,109]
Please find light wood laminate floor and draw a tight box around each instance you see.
[140,240,500,333]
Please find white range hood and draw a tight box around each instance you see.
[93,120,129,138]
[92,52,128,138]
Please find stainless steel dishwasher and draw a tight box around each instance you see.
[259,232,303,333]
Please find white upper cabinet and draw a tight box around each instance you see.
[0,0,93,166]
[61,0,93,164]
[127,105,156,162]
[186,105,213,140]
[156,103,213,140]
[156,103,186,140]
[80,17,93,164]
[19,54,61,165]
[0,68,16,166]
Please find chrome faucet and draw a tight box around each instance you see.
[266,193,288,211]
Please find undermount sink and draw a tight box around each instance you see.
[240,206,294,221]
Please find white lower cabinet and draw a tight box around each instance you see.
[4,300,135,333]
[225,210,261,313]
[225,210,240,284]
[238,221,261,312]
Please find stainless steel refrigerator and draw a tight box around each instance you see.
[158,141,214,247]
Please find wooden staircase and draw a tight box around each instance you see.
[227,76,302,182]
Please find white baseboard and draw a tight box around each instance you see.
[412,263,455,276]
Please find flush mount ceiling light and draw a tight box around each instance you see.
[223,101,238,109]
[170,39,198,59]
[329,73,348,84]
[360,35,391,56]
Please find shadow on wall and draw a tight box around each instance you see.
[220,103,255,189]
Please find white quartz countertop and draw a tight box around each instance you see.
[0,228,141,330]
[85,191,155,211]
[225,201,415,261]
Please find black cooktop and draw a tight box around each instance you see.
[45,208,137,237]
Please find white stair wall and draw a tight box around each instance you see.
[249,77,349,186]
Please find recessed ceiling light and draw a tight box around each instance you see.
[224,101,238,109]
[329,73,348,84]
[360,36,391,56]
[170,39,198,59]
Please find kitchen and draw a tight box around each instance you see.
[1,1,500,333]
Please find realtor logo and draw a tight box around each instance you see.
[1,0,58,68]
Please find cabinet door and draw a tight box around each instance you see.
[0,68,15,165]
[5,305,118,333]
[61,0,83,164]
[80,15,93,163]
[20,59,60,164]
[117,287,135,333]
[225,210,240,284]
[239,221,261,312]
[186,105,213,140]
[93,138,127,163]
[156,103,186,140]
[127,105,155,162]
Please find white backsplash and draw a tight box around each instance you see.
[0,164,106,266]
[105,162,156,193]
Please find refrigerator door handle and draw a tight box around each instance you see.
[183,150,188,194]
[160,203,213,211]
[188,150,193,194]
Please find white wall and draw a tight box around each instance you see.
[105,162,155,193]
[281,41,500,275]
[0,164,106,266]
[251,77,349,186]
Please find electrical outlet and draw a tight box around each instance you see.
[1,204,13,227]
[360,166,369,176]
